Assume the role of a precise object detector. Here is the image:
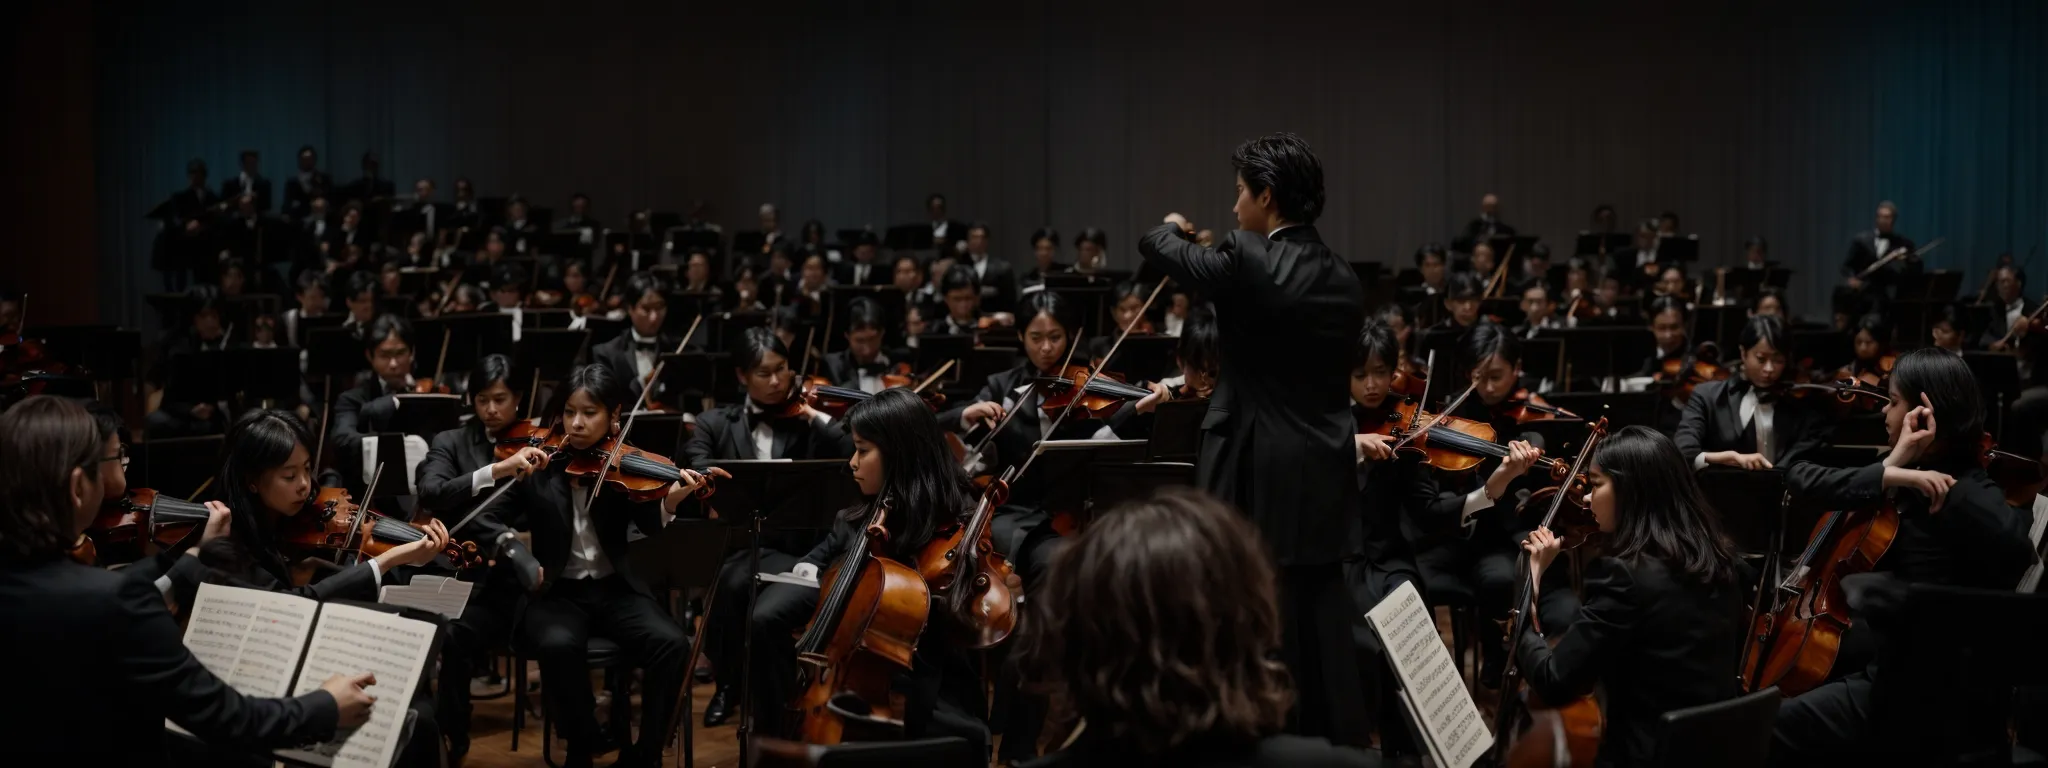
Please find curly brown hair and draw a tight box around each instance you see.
[1019,489,1293,756]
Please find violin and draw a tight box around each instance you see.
[1362,397,1572,480]
[84,488,216,564]
[1656,353,1728,403]
[1497,388,1579,424]
[791,494,931,744]
[1391,357,1428,398]
[1036,364,1154,421]
[1495,419,1609,768]
[500,422,715,504]
[279,488,484,570]
[1983,433,2047,507]
[1829,355,1894,412]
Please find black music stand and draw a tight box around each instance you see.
[1146,398,1207,462]
[516,328,591,382]
[1544,327,1655,389]
[1964,352,2023,441]
[37,326,142,381]
[662,351,738,405]
[224,348,304,406]
[1114,335,1179,383]
[719,459,862,768]
[1692,305,1743,350]
[1790,330,1852,378]
[1575,232,1631,256]
[306,327,368,382]
[628,518,729,768]
[435,311,517,364]
[1086,461,1198,521]
[1658,234,1701,265]
[1522,337,1563,388]
[1031,439,1150,517]
[520,308,575,330]
[389,393,463,437]
[1479,298,1525,327]
[583,316,629,347]
[914,335,975,376]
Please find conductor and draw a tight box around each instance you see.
[1136,132,1368,744]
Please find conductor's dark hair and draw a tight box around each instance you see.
[839,387,974,558]
[735,326,791,374]
[1649,295,1690,323]
[214,409,317,582]
[1737,315,1792,357]
[557,363,626,417]
[1074,228,1109,250]
[1030,227,1061,248]
[1356,320,1399,372]
[1465,320,1523,368]
[1177,304,1220,375]
[1890,347,1984,461]
[1020,489,1292,757]
[940,264,980,295]
[0,396,101,563]
[1592,426,1739,587]
[624,270,666,305]
[1445,271,1485,301]
[1021,288,1083,338]
[362,314,414,353]
[1414,243,1448,266]
[1854,312,1892,347]
[1231,132,1325,225]
[1744,236,1770,253]
[466,353,515,397]
[845,297,887,335]
[346,270,378,301]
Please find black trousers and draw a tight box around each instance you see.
[437,567,523,754]
[706,548,799,695]
[1279,562,1369,746]
[991,507,1066,762]
[1349,563,1421,755]
[522,574,687,757]
[1416,534,1581,669]
[1770,671,1873,766]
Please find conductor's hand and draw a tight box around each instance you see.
[321,673,378,729]
[961,401,1005,431]
[1522,527,1562,580]
[492,446,549,480]
[379,519,451,570]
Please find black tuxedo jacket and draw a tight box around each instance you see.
[506,465,685,597]
[1139,223,1366,565]
[339,176,395,204]
[1978,297,2040,349]
[0,558,341,763]
[1352,411,1432,604]
[330,377,401,462]
[1515,555,1744,766]
[1786,459,2035,591]
[680,402,853,469]
[833,259,891,287]
[284,171,331,219]
[221,173,273,212]
[1463,216,1517,241]
[590,330,687,404]
[1843,230,1921,290]
[416,421,531,537]
[1673,378,1830,468]
[963,254,1018,312]
[820,349,895,390]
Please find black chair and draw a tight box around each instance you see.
[512,633,635,767]
[626,519,729,768]
[1651,687,1780,767]
[750,735,978,768]
[1418,574,1478,686]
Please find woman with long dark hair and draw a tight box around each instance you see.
[1019,489,1375,767]
[0,396,376,764]
[202,409,450,602]
[748,387,987,749]
[1772,348,2038,764]
[1517,426,1745,766]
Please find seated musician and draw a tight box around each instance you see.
[341,269,379,334]
[749,387,989,751]
[1347,321,1434,745]
[1513,282,1567,339]
[821,297,896,394]
[484,263,529,340]
[1836,200,1920,310]
[1930,304,1966,355]
[1743,236,1777,271]
[1510,242,1553,297]
[835,230,889,287]
[328,314,418,465]
[495,363,716,768]
[1429,271,1486,337]
[285,270,332,340]
[146,290,232,439]
[1982,265,2033,352]
[1015,490,1377,768]
[1773,348,2039,764]
[413,353,540,763]
[1376,302,1416,365]
[1843,312,1893,380]
[1160,304,1219,399]
[1068,227,1110,277]
[0,396,379,765]
[1632,295,1697,431]
[1412,243,1448,297]
[1675,315,1829,472]
[933,263,1014,336]
[1415,322,1574,682]
[680,249,723,296]
[1750,286,1789,321]
[589,271,682,404]
[1018,227,1066,292]
[1515,426,1746,765]
[1616,219,1664,291]
[684,326,853,727]
[1465,240,1499,281]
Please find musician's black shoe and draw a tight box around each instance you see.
[703,684,735,727]
[692,655,715,684]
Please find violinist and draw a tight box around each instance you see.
[1675,315,1829,471]
[1929,304,1967,355]
[0,396,378,765]
[1509,242,1554,297]
[1159,304,1220,400]
[1068,227,1110,277]
[341,270,378,334]
[1417,323,1572,681]
[1516,426,1746,765]
[934,264,1013,336]
[1512,282,1567,340]
[794,250,832,318]
[1109,279,1156,335]
[1433,271,1486,335]
[680,249,723,296]
[749,388,989,750]
[1346,322,1432,741]
[1773,349,2038,764]
[1465,240,1499,282]
[685,327,854,727]
[500,363,714,768]
[1634,296,1700,433]
[590,271,684,404]
[413,354,539,763]
[1376,303,1416,364]
[1841,312,1893,382]
[1017,227,1066,292]
[1837,200,1920,309]
[1981,265,2033,351]
[328,314,418,468]
[484,263,529,341]
[1616,220,1663,291]
[821,297,896,394]
[1015,491,1377,768]
[836,230,890,287]
[1411,243,1449,297]
[1750,286,1789,322]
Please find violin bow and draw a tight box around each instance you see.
[581,314,704,511]
[1013,276,1171,481]
[1485,242,1516,298]
[962,334,1077,471]
[912,359,956,394]
[431,326,452,385]
[339,462,386,564]
[1856,237,1945,280]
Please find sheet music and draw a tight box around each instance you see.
[171,584,318,734]
[279,603,435,768]
[378,575,473,619]
[1365,582,1493,768]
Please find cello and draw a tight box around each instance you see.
[1493,418,1610,768]
[789,493,931,744]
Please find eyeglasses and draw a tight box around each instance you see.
[101,446,130,471]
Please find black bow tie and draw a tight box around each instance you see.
[1730,378,1781,405]
[633,340,659,352]
[856,362,889,375]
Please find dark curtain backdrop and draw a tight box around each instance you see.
[95,1,2047,328]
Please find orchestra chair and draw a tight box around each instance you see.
[1418,574,1478,686]
[624,519,728,768]
[749,736,979,768]
[1862,579,2048,764]
[1650,687,1780,767]
[510,618,634,766]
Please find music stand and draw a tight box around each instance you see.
[1086,461,1197,522]
[1030,440,1151,517]
[436,311,517,365]
[1658,234,1701,265]
[1693,305,1742,349]
[1114,335,1179,383]
[305,327,368,383]
[389,393,463,437]
[1964,352,2023,441]
[224,348,304,406]
[1790,330,1852,375]
[516,328,591,382]
[1522,337,1563,389]
[628,518,729,768]
[1575,232,1631,256]
[719,459,862,765]
[40,326,142,381]
[914,335,975,377]
[661,351,738,405]
[583,317,628,348]
[1479,298,1525,327]
[1146,398,1206,462]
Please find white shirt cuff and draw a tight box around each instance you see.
[365,558,383,582]
[153,574,174,597]
[471,465,496,496]
[1693,452,1711,470]
[1460,487,1494,526]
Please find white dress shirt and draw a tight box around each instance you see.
[850,262,871,285]
[561,479,613,580]
[1875,235,1892,261]
[746,403,833,459]
[2007,298,2026,335]
[629,330,660,380]
[970,253,989,279]
[1689,387,1775,469]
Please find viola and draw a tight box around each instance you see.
[495,419,569,461]
[1036,364,1154,421]
[914,475,1020,650]
[84,488,216,563]
[1497,388,1579,424]
[279,488,484,570]
[791,494,932,744]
